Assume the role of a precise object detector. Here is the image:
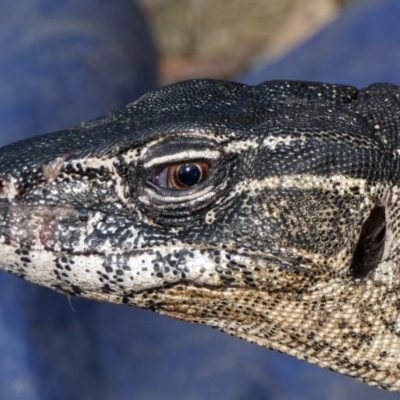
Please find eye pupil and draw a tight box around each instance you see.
[176,163,202,187]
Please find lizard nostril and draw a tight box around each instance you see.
[350,205,386,279]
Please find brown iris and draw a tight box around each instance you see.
[153,161,210,189]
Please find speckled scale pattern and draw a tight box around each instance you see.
[0,79,400,390]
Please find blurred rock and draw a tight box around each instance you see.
[139,0,354,83]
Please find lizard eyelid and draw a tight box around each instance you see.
[140,154,230,209]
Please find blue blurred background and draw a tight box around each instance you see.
[0,0,400,399]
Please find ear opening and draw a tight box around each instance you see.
[350,205,386,279]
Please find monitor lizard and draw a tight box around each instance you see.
[0,79,399,390]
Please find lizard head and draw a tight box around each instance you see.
[0,79,400,389]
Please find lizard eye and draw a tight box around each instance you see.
[153,161,210,189]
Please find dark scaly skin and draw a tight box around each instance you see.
[0,79,400,390]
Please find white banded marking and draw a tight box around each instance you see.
[263,134,306,151]
[235,174,375,196]
[143,149,221,168]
